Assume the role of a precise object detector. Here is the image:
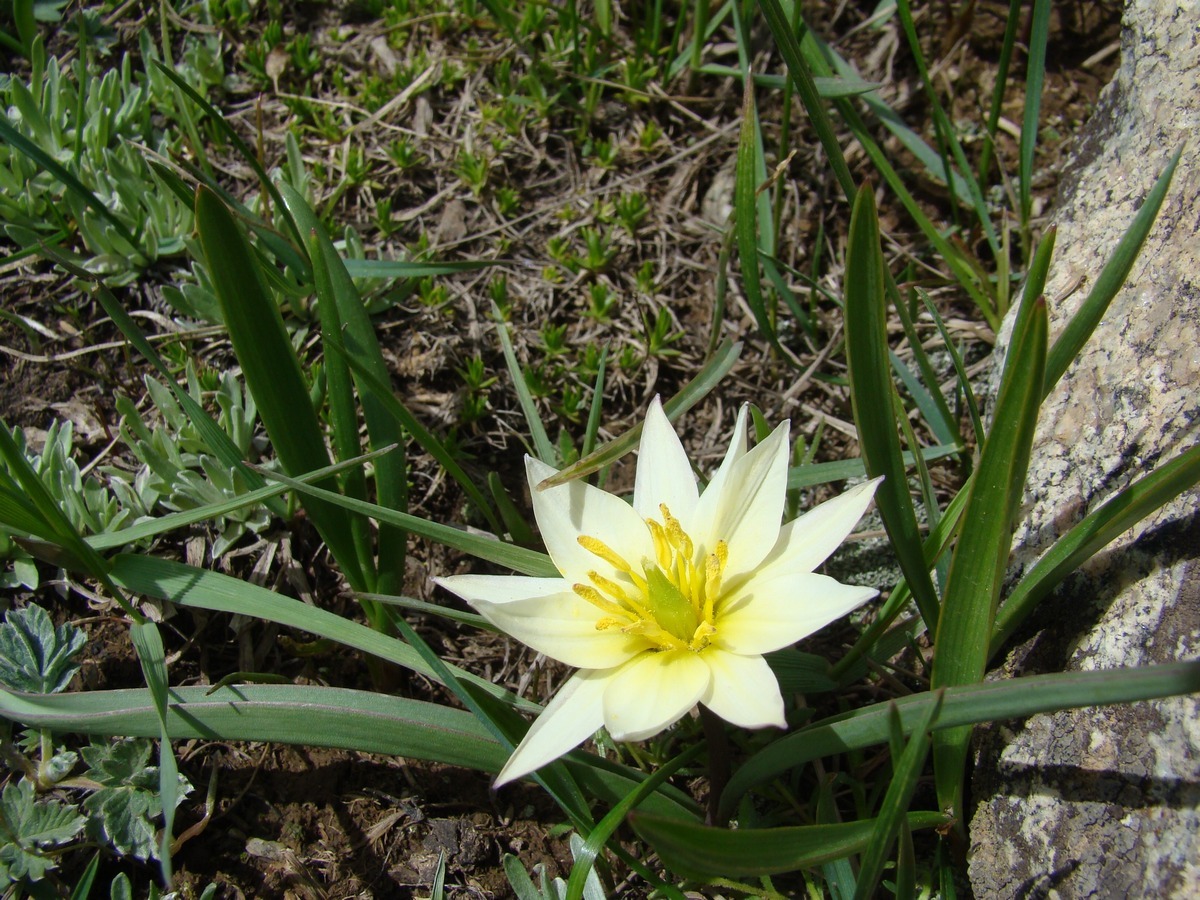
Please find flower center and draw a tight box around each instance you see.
[572,504,727,653]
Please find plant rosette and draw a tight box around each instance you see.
[437,398,881,785]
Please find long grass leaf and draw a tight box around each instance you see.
[0,684,506,771]
[128,622,178,882]
[990,442,1200,657]
[152,62,302,249]
[1044,148,1181,395]
[631,810,949,878]
[247,466,558,577]
[1019,0,1052,229]
[283,183,410,592]
[107,554,532,707]
[195,187,368,589]
[930,296,1047,819]
[851,695,941,900]
[720,658,1200,817]
[844,185,940,627]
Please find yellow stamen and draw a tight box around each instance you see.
[660,504,693,559]
[646,519,672,570]
[587,570,628,602]
[703,540,728,621]
[572,583,631,620]
[578,535,633,573]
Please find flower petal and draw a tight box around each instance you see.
[695,418,791,580]
[436,575,646,668]
[700,649,786,730]
[754,477,882,579]
[602,650,710,741]
[496,668,611,787]
[716,572,877,655]
[633,396,699,523]
[526,456,651,583]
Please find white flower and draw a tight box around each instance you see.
[436,398,880,786]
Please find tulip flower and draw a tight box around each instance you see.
[436,398,880,786]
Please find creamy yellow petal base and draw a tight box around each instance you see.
[602,650,711,741]
[700,649,786,729]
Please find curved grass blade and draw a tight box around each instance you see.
[631,810,949,879]
[195,186,369,589]
[248,465,557,576]
[152,62,302,249]
[0,684,506,771]
[494,310,556,464]
[566,745,703,900]
[128,622,178,882]
[851,694,941,900]
[756,0,855,200]
[787,442,962,490]
[85,448,393,551]
[930,296,1047,820]
[321,328,501,535]
[106,554,535,708]
[719,658,1200,819]
[1019,0,1052,230]
[342,258,498,279]
[844,185,940,628]
[1044,148,1181,395]
[283,182,410,592]
[990,441,1200,658]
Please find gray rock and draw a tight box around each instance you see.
[967,1,1200,897]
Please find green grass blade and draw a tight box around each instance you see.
[977,0,1023,186]
[128,622,178,882]
[195,186,368,589]
[566,745,704,900]
[494,310,556,464]
[991,442,1200,658]
[894,0,999,258]
[0,684,507,772]
[851,695,941,900]
[844,185,940,628]
[537,339,742,488]
[720,659,1200,817]
[283,182,410,591]
[342,258,497,279]
[631,810,949,879]
[247,466,557,577]
[85,449,393,551]
[787,442,962,490]
[1019,0,1052,229]
[1044,148,1181,395]
[930,296,1047,820]
[107,554,532,708]
[321,329,502,535]
[757,0,856,200]
[733,66,779,346]
[152,62,302,249]
[919,293,984,451]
